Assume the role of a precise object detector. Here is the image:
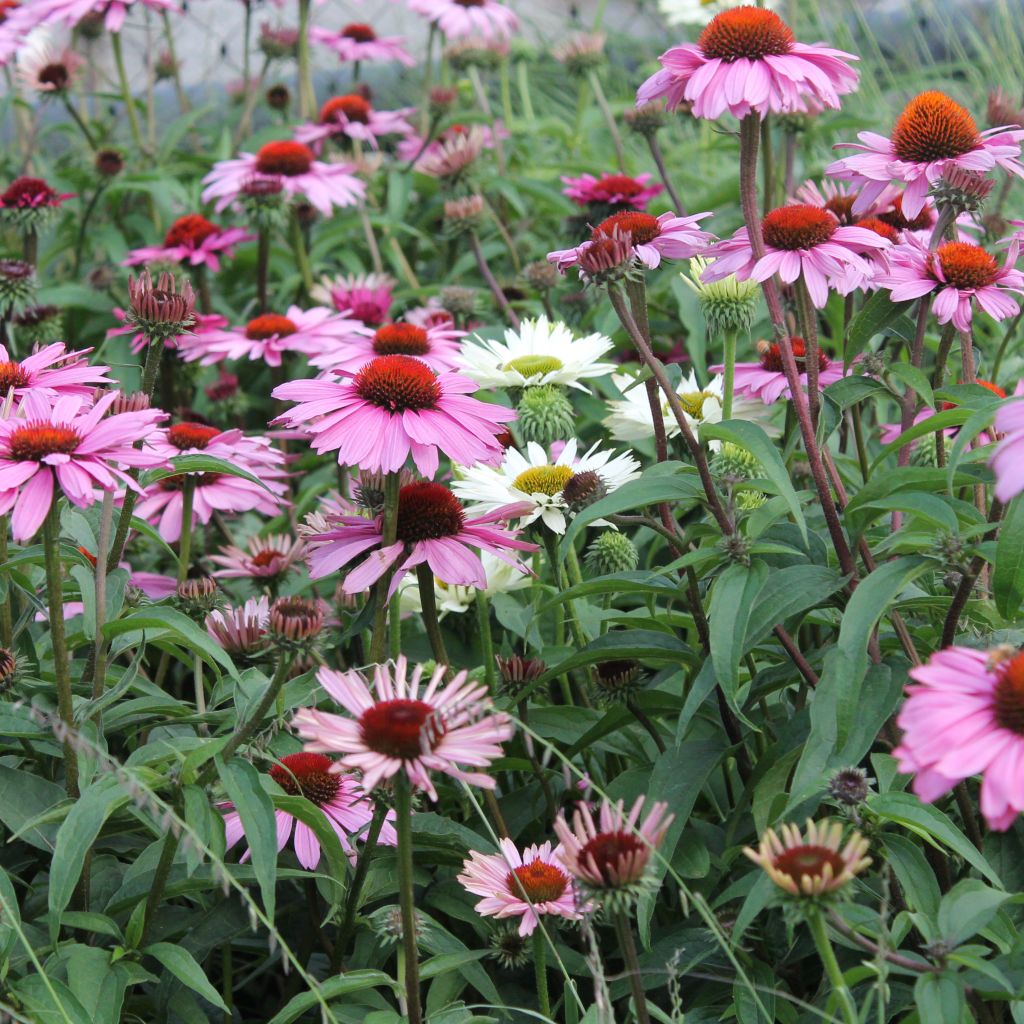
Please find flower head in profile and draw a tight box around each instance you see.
[713,336,847,405]
[992,381,1024,503]
[309,319,464,376]
[296,94,416,152]
[413,125,488,182]
[299,480,536,597]
[553,797,673,911]
[292,656,515,801]
[310,22,416,66]
[400,550,532,617]
[201,141,366,217]
[682,256,762,334]
[272,356,515,477]
[828,91,1024,221]
[311,272,396,326]
[125,269,197,342]
[0,177,75,231]
[877,236,1024,332]
[209,533,305,582]
[744,819,870,898]
[0,391,167,541]
[108,310,226,356]
[222,753,397,868]
[658,0,779,26]
[122,214,252,272]
[407,0,518,42]
[0,342,111,405]
[636,6,858,120]
[459,317,615,392]
[16,32,84,93]
[459,838,584,936]
[206,596,271,657]
[452,437,641,534]
[561,172,664,212]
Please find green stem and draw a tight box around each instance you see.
[296,0,314,121]
[395,774,422,1024]
[331,804,387,969]
[516,60,535,122]
[161,10,189,113]
[177,477,195,583]
[587,69,625,173]
[138,819,181,948]
[388,592,402,663]
[475,591,496,692]
[614,912,651,1024]
[533,930,550,1018]
[368,474,400,664]
[420,25,436,134]
[90,493,113,706]
[807,908,859,1024]
[42,502,79,799]
[256,227,270,314]
[499,57,514,127]
[991,309,1023,382]
[61,91,97,150]
[290,213,314,299]
[0,515,12,649]
[722,330,737,420]
[794,276,821,429]
[467,64,506,176]
[111,31,145,155]
[416,563,451,671]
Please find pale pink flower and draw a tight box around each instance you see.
[4,0,177,39]
[122,214,252,272]
[710,337,848,405]
[293,656,514,800]
[0,342,111,404]
[295,94,415,152]
[310,22,416,66]
[15,32,83,91]
[894,645,1024,830]
[222,752,396,868]
[458,838,583,936]
[272,355,515,477]
[201,141,365,217]
[789,178,901,225]
[561,172,664,211]
[107,310,227,357]
[407,0,517,42]
[209,533,305,581]
[311,272,396,326]
[991,380,1024,503]
[636,6,858,121]
[405,297,455,329]
[396,121,508,165]
[0,391,167,541]
[308,320,465,376]
[206,596,271,656]
[828,91,1024,221]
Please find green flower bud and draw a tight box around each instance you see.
[585,531,639,575]
[516,384,576,445]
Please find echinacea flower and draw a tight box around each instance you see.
[712,337,847,405]
[877,236,1024,332]
[743,819,871,897]
[658,0,779,26]
[397,121,507,165]
[209,533,305,581]
[122,214,252,272]
[3,0,177,40]
[296,94,415,152]
[108,310,227,356]
[399,549,531,617]
[413,124,487,180]
[206,596,271,656]
[292,655,515,800]
[828,91,1024,221]
[299,480,536,597]
[0,391,167,541]
[553,796,673,908]
[561,171,664,211]
[407,0,518,42]
[701,203,890,307]
[15,31,84,92]
[0,342,111,404]
[789,178,900,225]
[272,355,515,477]
[201,141,365,217]
[311,272,396,326]
[0,176,74,220]
[458,317,615,392]
[992,382,1024,503]
[548,210,715,273]
[222,753,397,868]
[636,6,858,121]
[309,320,464,376]
[310,22,416,66]
[458,838,584,936]
[893,645,1024,830]
[452,437,642,534]
[176,306,369,368]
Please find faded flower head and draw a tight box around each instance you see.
[125,269,197,342]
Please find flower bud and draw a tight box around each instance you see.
[515,384,576,445]
[585,531,639,575]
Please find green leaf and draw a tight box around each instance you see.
[0,764,67,851]
[216,756,277,921]
[994,496,1024,619]
[145,942,230,1012]
[869,407,972,471]
[700,420,807,542]
[914,972,968,1024]
[937,879,1010,946]
[271,794,350,893]
[888,362,935,411]
[709,562,768,715]
[845,290,914,360]
[105,607,238,678]
[265,970,392,1024]
[744,564,845,648]
[141,453,267,489]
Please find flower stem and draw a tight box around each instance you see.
[794,276,821,429]
[475,591,496,692]
[290,213,314,299]
[395,773,422,1024]
[111,31,145,156]
[587,69,626,173]
[331,803,387,968]
[614,912,651,1024]
[211,653,293,769]
[256,227,270,313]
[467,65,506,176]
[177,477,196,583]
[470,231,520,328]
[533,930,551,1018]
[416,563,451,672]
[807,908,859,1024]
[42,502,79,800]
[0,515,12,649]
[296,0,314,121]
[90,493,113,706]
[516,60,535,122]
[161,10,189,113]
[61,92,97,151]
[646,134,684,214]
[368,473,400,665]
[722,329,737,420]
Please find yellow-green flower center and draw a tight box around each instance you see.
[503,354,564,377]
[679,390,713,419]
[512,465,574,496]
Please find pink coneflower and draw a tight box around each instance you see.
[296,94,416,152]
[711,337,847,405]
[299,479,535,596]
[458,839,583,936]
[548,210,715,272]
[292,656,515,801]
[107,310,227,356]
[122,214,252,272]
[16,34,84,92]
[209,533,305,581]
[789,178,899,225]
[561,172,664,211]
[222,752,397,868]
[0,391,167,542]
[201,141,365,217]
[553,797,673,903]
[407,0,518,42]
[0,176,74,211]
[991,381,1024,503]
[396,121,508,164]
[3,0,176,38]
[176,306,369,368]
[309,320,465,376]
[272,355,515,477]
[310,22,416,66]
[893,644,1024,830]
[701,203,889,306]
[133,422,288,542]
[828,91,1024,220]
[877,237,1024,332]
[206,596,271,656]
[311,272,396,326]
[0,342,111,404]
[413,125,488,180]
[405,297,456,329]
[636,6,858,121]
